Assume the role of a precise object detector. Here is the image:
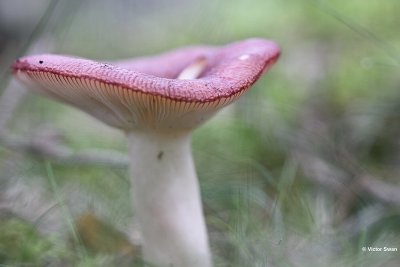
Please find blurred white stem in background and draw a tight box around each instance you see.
[0,38,54,134]
[0,80,26,134]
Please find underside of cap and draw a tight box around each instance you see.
[12,38,280,131]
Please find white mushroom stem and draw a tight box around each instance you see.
[127,130,211,267]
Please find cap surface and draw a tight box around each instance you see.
[12,38,280,131]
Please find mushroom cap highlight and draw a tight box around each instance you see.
[12,38,280,131]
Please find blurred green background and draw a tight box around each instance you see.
[0,0,399,266]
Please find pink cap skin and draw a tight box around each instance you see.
[12,38,280,132]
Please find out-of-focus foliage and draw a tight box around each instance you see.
[0,217,58,265]
[1,0,399,266]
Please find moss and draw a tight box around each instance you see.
[0,218,53,266]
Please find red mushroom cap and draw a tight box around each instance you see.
[12,38,280,131]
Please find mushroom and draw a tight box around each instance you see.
[12,38,280,267]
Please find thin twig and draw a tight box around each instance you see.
[294,151,400,207]
[311,0,400,64]
[0,0,61,90]
[360,175,400,206]
[0,0,61,134]
[0,0,82,132]
[0,132,129,168]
